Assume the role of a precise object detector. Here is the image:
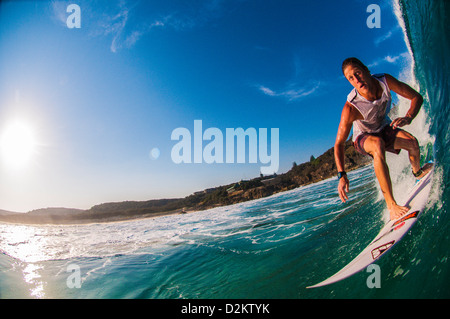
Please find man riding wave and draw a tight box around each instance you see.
[335,57,432,221]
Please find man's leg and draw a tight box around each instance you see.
[393,130,432,178]
[363,135,410,220]
[392,130,421,173]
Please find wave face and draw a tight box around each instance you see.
[0,0,449,298]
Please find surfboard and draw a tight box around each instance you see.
[307,163,434,289]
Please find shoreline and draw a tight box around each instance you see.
[0,140,371,226]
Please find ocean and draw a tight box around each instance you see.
[0,0,448,299]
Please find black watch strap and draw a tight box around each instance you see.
[337,171,347,180]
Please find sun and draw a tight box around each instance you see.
[0,120,37,169]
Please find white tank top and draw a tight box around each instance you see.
[347,74,392,141]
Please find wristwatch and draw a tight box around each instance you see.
[337,171,347,180]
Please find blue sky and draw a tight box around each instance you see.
[0,0,411,212]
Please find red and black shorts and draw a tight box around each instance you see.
[354,125,403,157]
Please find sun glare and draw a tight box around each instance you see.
[0,120,37,169]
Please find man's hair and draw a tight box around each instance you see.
[342,57,370,75]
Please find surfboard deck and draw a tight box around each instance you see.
[307,163,434,289]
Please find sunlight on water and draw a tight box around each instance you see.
[0,225,51,263]
[23,263,45,298]
[0,225,52,298]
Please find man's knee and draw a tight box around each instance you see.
[364,136,386,159]
[396,132,419,153]
[407,135,420,153]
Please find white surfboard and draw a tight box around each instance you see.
[307,163,434,289]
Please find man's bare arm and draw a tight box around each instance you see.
[335,102,359,169]
[335,102,358,202]
[385,74,423,128]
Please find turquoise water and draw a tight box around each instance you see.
[0,166,385,299]
[0,0,449,299]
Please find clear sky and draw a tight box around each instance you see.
[0,0,411,212]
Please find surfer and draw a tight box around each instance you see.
[335,57,432,221]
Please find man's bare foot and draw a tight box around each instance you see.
[389,203,410,221]
[413,162,434,179]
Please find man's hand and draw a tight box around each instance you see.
[338,175,350,203]
[390,116,412,129]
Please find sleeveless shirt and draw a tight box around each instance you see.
[347,74,392,141]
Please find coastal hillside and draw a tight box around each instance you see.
[0,139,370,225]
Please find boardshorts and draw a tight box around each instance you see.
[354,125,403,157]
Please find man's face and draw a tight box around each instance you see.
[343,64,372,95]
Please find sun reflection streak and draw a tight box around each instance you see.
[0,225,50,262]
[0,224,51,298]
[23,263,46,298]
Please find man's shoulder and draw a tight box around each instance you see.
[343,101,363,121]
[343,100,355,111]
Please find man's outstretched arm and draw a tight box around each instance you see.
[334,102,355,203]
